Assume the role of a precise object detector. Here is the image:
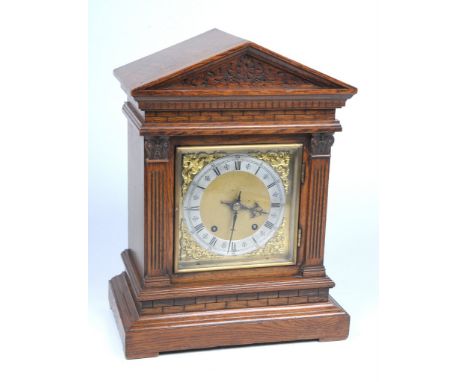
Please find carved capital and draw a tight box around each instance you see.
[144,136,169,162]
[310,133,334,157]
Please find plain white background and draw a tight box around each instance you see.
[88,0,378,376]
[1,0,467,381]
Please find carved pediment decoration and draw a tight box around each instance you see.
[151,53,321,90]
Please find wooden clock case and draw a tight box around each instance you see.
[109,29,357,359]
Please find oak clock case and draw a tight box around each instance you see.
[175,144,302,273]
[109,29,357,359]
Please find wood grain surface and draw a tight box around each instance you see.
[109,29,356,359]
[110,272,349,359]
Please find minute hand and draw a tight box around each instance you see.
[227,191,242,254]
[227,210,238,254]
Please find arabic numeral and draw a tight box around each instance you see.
[204,175,211,181]
[223,163,230,171]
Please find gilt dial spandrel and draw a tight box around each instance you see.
[174,144,302,273]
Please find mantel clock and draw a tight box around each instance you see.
[109,29,357,359]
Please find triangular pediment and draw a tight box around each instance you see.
[135,46,353,96]
[115,29,356,97]
[149,51,323,90]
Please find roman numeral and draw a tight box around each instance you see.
[194,223,204,233]
[255,165,262,175]
[264,221,274,229]
[185,206,200,211]
[235,160,241,170]
[230,242,237,252]
[267,180,278,189]
[271,202,281,208]
[209,237,217,247]
[196,185,205,190]
[213,167,221,176]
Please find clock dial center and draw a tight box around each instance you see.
[232,202,242,211]
[200,170,271,242]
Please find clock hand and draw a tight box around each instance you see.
[221,198,269,218]
[221,200,250,210]
[227,210,238,255]
[226,191,242,255]
[221,191,244,210]
[247,202,269,218]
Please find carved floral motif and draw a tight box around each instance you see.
[165,54,315,88]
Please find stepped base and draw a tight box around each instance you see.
[109,272,350,359]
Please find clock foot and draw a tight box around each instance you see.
[109,272,350,359]
[318,335,349,342]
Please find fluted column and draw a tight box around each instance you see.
[302,133,334,277]
[144,136,172,286]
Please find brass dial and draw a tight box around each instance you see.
[183,154,285,256]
